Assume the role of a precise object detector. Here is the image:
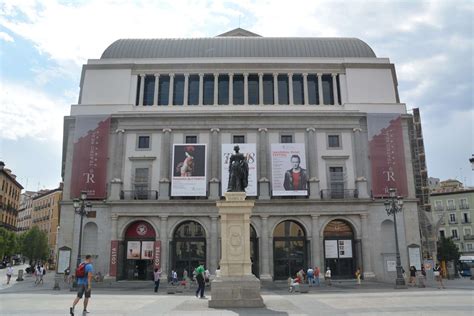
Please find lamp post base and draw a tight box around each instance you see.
[395,277,407,289]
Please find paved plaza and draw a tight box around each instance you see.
[1,267,473,315]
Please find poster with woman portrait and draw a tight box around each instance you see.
[126,241,141,259]
[221,144,257,196]
[271,143,308,196]
[171,144,207,196]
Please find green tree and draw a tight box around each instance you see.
[437,236,461,262]
[0,228,19,259]
[20,226,49,263]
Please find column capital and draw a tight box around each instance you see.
[229,73,234,78]
[258,72,263,77]
[288,72,293,77]
[360,213,368,219]
[154,73,160,78]
[332,73,338,78]
[169,73,175,78]
[115,129,125,134]
[243,72,249,77]
[302,73,308,77]
[199,73,204,78]
[160,215,168,221]
[306,127,316,133]
[210,215,219,221]
[311,214,320,220]
[316,73,323,77]
[214,72,219,77]
[273,72,278,77]
[258,128,268,133]
[353,127,363,133]
[162,128,172,133]
[111,214,119,221]
[184,73,190,78]
[210,128,220,133]
[139,73,146,77]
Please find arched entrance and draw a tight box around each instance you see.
[123,220,156,280]
[273,220,307,280]
[171,221,206,279]
[323,219,355,279]
[250,224,259,278]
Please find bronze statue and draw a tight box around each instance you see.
[227,145,249,192]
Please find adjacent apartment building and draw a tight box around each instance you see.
[0,161,23,232]
[58,28,422,282]
[17,191,37,234]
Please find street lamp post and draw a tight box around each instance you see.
[73,191,92,269]
[384,188,407,289]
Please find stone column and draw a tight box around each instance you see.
[258,128,270,200]
[110,129,125,200]
[353,127,369,198]
[183,73,189,106]
[160,216,169,281]
[209,128,220,200]
[229,73,234,106]
[311,215,321,268]
[159,128,172,200]
[288,73,294,105]
[317,73,324,105]
[273,73,279,105]
[213,73,219,106]
[138,74,145,106]
[210,215,218,274]
[153,74,159,106]
[168,74,174,106]
[361,214,375,278]
[258,73,263,105]
[306,127,320,199]
[198,73,204,106]
[243,73,249,105]
[332,73,339,105]
[260,215,271,280]
[303,73,309,105]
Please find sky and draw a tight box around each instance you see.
[0,0,473,191]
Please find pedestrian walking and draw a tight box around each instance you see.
[307,267,314,286]
[34,265,41,285]
[70,254,94,316]
[419,265,426,288]
[314,266,320,286]
[408,266,417,287]
[325,267,332,286]
[433,263,445,289]
[171,269,178,285]
[6,264,13,285]
[64,266,71,283]
[153,268,161,293]
[355,267,362,285]
[194,263,206,299]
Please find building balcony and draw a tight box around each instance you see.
[451,236,460,241]
[448,221,457,224]
[459,204,470,210]
[447,206,456,211]
[120,190,159,200]
[435,206,444,211]
[461,220,471,224]
[320,189,358,200]
[464,235,474,240]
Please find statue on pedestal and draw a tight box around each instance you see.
[227,145,249,192]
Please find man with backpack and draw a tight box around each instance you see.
[194,263,206,299]
[70,255,94,316]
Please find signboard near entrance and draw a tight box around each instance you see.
[109,240,119,277]
[154,241,161,270]
[141,241,154,260]
[325,240,338,258]
[408,247,421,270]
[127,241,141,259]
[338,240,353,258]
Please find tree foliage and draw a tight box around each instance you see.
[0,228,19,258]
[437,236,461,262]
[20,226,49,262]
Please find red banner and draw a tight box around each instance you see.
[70,116,111,199]
[109,240,118,277]
[368,114,408,197]
[154,241,161,270]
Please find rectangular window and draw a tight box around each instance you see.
[463,213,469,223]
[447,199,456,210]
[435,200,443,211]
[158,75,170,106]
[277,74,289,105]
[451,229,458,238]
[134,168,149,200]
[248,74,259,105]
[173,74,184,105]
[336,74,341,105]
[329,166,344,198]
[185,135,197,144]
[449,214,456,223]
[322,74,334,105]
[203,74,214,105]
[280,135,293,143]
[292,74,304,105]
[459,198,469,209]
[137,136,150,149]
[135,76,141,106]
[218,74,229,105]
[143,75,155,106]
[233,135,245,144]
[467,243,473,250]
[233,74,244,105]
[465,228,472,236]
[188,75,199,105]
[263,74,274,104]
[328,135,341,148]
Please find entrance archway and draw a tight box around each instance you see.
[123,220,156,280]
[250,224,259,277]
[273,220,307,280]
[323,219,355,279]
[171,221,206,279]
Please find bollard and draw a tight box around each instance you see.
[16,269,24,281]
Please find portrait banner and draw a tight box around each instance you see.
[221,144,257,196]
[70,115,111,199]
[126,241,141,259]
[109,240,118,276]
[271,143,308,196]
[368,114,408,197]
[171,144,207,196]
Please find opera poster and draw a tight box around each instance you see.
[70,116,111,199]
[126,241,141,259]
[367,113,408,197]
[171,144,207,196]
[141,241,154,260]
[324,240,338,259]
[271,143,308,196]
[221,144,257,196]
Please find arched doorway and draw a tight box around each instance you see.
[123,220,156,280]
[171,221,206,279]
[323,219,355,279]
[250,225,259,278]
[273,220,307,280]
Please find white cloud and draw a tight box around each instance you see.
[0,81,69,142]
[0,31,14,42]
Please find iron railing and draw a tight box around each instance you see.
[120,190,159,200]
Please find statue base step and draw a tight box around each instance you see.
[209,275,264,308]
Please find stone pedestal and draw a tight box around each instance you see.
[158,179,170,200]
[209,192,264,308]
[109,178,122,201]
[209,179,220,200]
[356,177,369,198]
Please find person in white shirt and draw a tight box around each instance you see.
[325,267,332,286]
[6,264,13,284]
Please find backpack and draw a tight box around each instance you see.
[75,263,88,278]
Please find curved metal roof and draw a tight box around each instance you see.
[101,37,376,59]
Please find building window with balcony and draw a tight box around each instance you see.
[248,74,259,105]
[329,166,344,198]
[185,135,198,144]
[435,200,443,211]
[133,168,149,200]
[447,199,456,210]
[263,74,274,105]
[218,74,229,105]
[233,74,244,105]
[328,134,341,148]
[459,198,469,209]
[280,135,293,143]
[188,75,200,105]
[462,213,470,224]
[451,229,458,239]
[233,135,245,144]
[137,136,150,150]
[449,213,456,223]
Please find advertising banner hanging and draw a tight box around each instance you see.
[271,143,308,196]
[367,114,408,197]
[221,144,257,196]
[171,144,207,196]
[109,240,119,276]
[154,241,161,269]
[126,241,141,259]
[141,241,154,260]
[70,116,111,199]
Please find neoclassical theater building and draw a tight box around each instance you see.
[58,28,422,282]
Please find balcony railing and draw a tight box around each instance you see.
[464,235,474,240]
[461,220,471,224]
[447,205,456,211]
[459,204,470,210]
[320,189,358,200]
[120,190,159,200]
[435,206,444,211]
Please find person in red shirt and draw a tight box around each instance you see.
[283,155,308,191]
